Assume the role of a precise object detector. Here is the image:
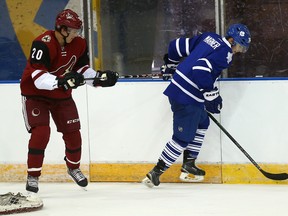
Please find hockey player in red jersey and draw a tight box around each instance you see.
[20,9,118,193]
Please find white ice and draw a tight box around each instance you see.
[0,182,287,216]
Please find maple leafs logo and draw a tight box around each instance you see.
[226,52,233,64]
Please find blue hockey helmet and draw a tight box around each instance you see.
[226,24,251,53]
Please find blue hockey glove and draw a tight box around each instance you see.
[203,88,223,114]
[160,53,178,81]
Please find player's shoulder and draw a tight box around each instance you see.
[73,36,87,43]
[197,32,224,51]
[34,30,55,44]
[32,30,57,50]
[200,32,222,43]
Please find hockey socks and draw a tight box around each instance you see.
[143,139,185,187]
[159,139,185,168]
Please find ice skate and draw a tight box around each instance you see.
[142,166,164,188]
[67,168,88,190]
[26,175,39,193]
[180,159,205,182]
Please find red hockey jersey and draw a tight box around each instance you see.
[20,30,89,99]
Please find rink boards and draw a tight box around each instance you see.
[1,81,288,185]
[1,163,288,184]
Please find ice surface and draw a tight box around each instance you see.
[0,182,287,216]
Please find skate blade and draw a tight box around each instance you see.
[141,177,154,188]
[179,172,204,182]
[80,186,87,191]
[68,176,88,191]
[72,183,87,191]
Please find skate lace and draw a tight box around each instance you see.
[69,169,85,181]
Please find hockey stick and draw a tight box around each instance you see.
[208,112,288,180]
[84,73,164,80]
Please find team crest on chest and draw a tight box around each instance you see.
[41,35,51,43]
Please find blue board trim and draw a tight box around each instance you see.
[2,77,288,84]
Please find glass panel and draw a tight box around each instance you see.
[226,0,288,77]
[100,0,216,76]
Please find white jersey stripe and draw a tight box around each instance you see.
[185,38,190,56]
[192,66,211,72]
[168,58,180,63]
[21,96,31,132]
[171,79,204,102]
[198,58,213,69]
[176,38,183,57]
[31,69,43,79]
[33,72,58,90]
[175,70,200,90]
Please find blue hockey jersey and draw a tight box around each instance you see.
[163,32,233,105]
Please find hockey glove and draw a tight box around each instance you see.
[203,88,223,114]
[93,70,119,87]
[160,53,178,81]
[57,71,85,91]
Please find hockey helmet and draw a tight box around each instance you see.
[55,9,82,30]
[226,24,251,52]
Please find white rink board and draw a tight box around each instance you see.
[220,80,288,163]
[86,82,221,163]
[0,80,288,164]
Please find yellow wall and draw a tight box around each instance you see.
[6,0,46,58]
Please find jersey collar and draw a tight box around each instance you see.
[222,37,231,48]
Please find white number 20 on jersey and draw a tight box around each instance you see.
[31,48,43,60]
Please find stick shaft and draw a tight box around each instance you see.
[84,73,163,80]
[208,112,288,180]
[208,113,261,169]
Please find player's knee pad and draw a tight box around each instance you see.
[29,125,50,149]
[62,130,82,149]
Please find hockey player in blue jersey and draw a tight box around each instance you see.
[142,24,251,187]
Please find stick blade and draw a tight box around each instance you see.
[260,170,288,180]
